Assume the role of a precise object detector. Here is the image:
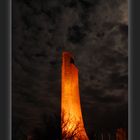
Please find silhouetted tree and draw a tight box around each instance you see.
[61,111,86,140]
[12,115,27,140]
[31,111,85,140]
[31,113,61,140]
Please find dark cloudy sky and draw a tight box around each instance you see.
[12,0,128,136]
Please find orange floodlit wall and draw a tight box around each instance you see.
[61,52,89,140]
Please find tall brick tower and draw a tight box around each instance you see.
[61,52,89,140]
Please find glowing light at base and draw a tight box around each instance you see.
[116,128,127,140]
[61,52,89,140]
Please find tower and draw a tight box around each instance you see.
[61,52,89,140]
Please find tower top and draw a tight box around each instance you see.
[62,51,75,65]
[63,51,73,57]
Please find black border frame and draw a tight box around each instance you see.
[130,0,140,140]
[0,0,11,139]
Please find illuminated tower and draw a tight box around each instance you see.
[61,52,89,140]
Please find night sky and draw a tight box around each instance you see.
[12,0,128,138]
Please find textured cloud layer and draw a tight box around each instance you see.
[12,0,128,135]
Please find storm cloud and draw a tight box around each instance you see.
[12,0,128,136]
